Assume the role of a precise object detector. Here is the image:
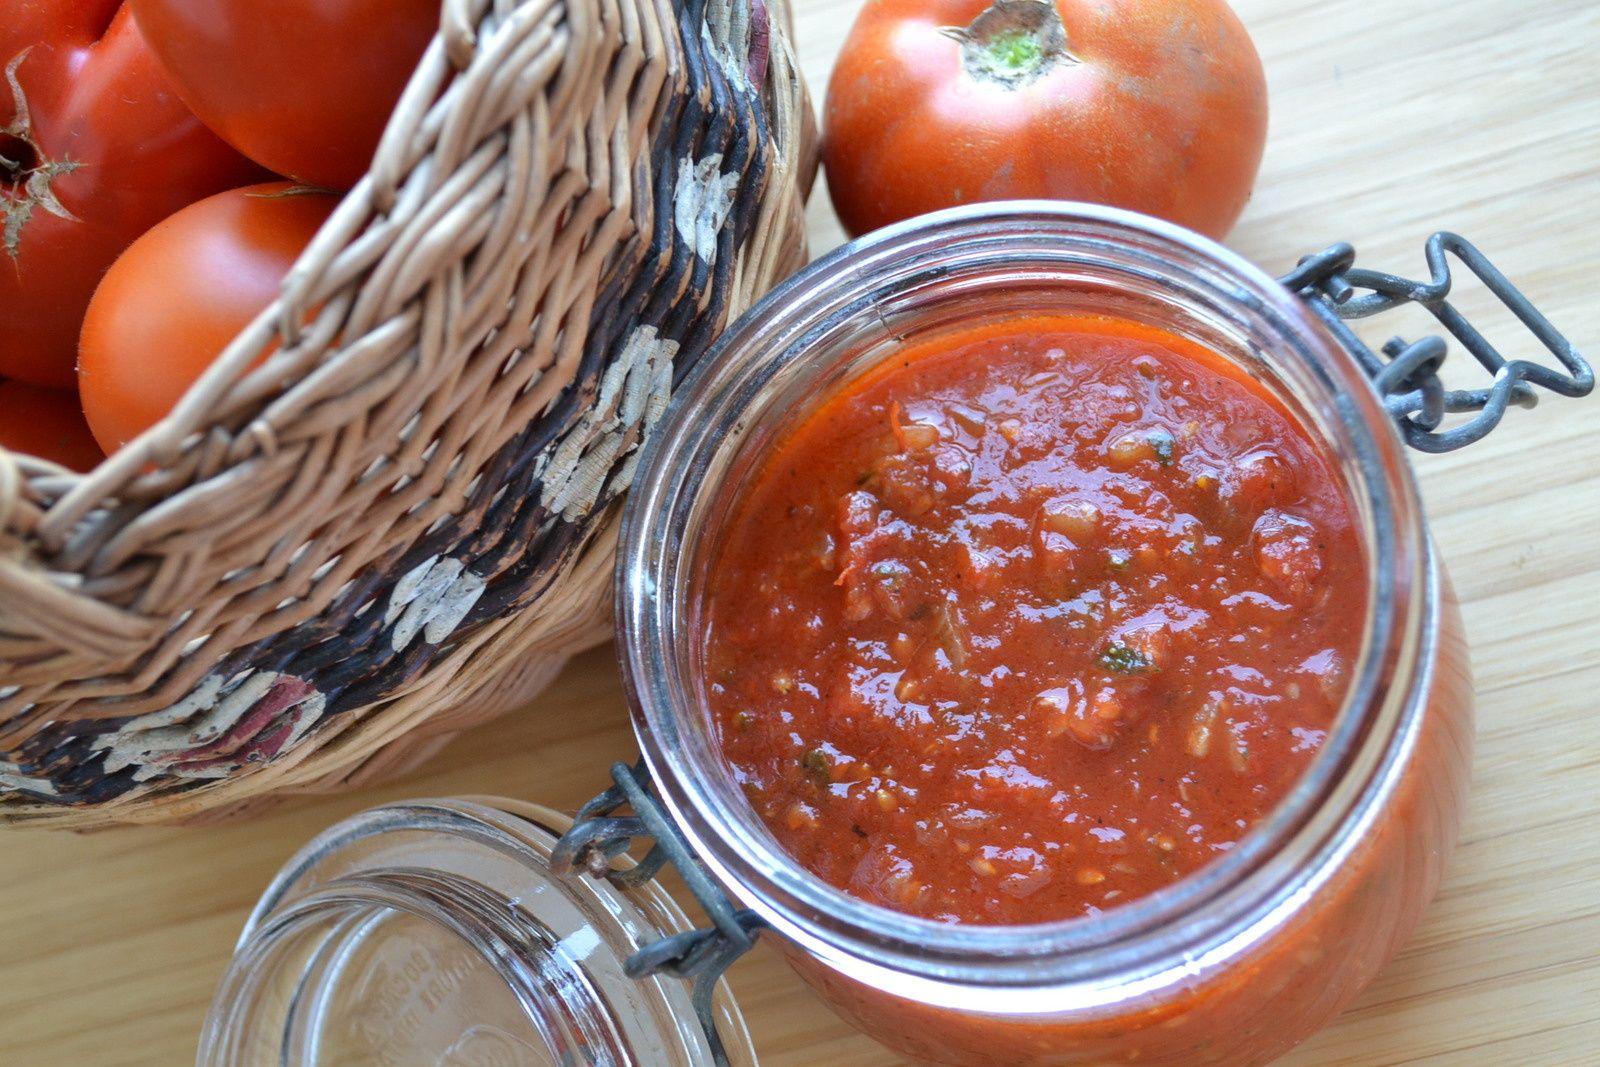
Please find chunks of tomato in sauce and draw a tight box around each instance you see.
[703,315,1365,924]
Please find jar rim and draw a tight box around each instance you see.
[198,798,757,1065]
[616,201,1430,997]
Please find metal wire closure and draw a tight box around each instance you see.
[553,762,765,1067]
[1280,233,1593,453]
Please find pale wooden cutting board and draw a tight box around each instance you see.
[3,1,1597,1063]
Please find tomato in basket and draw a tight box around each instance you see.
[130,0,441,189]
[78,182,338,454]
[0,379,103,472]
[0,1,265,388]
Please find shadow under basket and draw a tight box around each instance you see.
[0,0,816,828]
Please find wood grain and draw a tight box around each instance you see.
[3,1,1597,1063]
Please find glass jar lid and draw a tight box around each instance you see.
[199,796,756,1066]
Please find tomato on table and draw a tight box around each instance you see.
[0,379,103,472]
[130,0,440,189]
[78,182,338,454]
[0,0,265,387]
[704,315,1363,923]
[823,0,1269,239]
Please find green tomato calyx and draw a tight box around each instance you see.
[944,1,1079,88]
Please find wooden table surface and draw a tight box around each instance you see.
[4,1,1598,1063]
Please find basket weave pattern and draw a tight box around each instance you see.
[0,0,813,826]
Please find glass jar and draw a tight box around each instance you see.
[614,202,1477,1065]
[198,797,756,1066]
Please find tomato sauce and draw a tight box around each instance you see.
[703,315,1366,924]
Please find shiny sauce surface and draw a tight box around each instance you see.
[703,315,1366,924]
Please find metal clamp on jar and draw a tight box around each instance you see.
[202,203,1592,1067]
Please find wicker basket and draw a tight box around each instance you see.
[0,0,814,827]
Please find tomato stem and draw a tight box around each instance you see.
[2,49,80,259]
[0,133,35,178]
[943,0,1077,87]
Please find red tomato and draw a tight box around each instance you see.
[0,1,264,387]
[130,0,439,190]
[78,182,338,453]
[0,379,103,472]
[823,0,1269,239]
